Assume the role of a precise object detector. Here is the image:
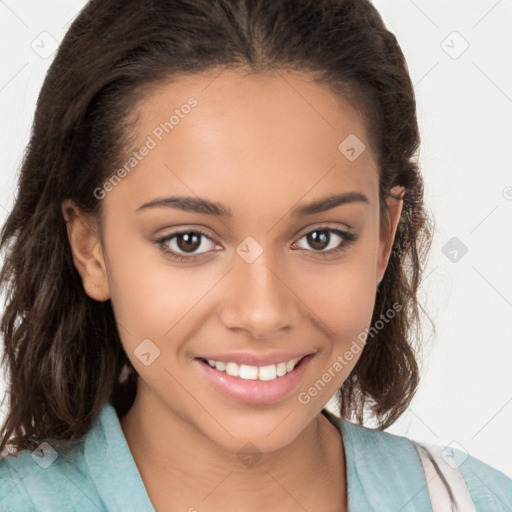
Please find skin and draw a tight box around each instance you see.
[63,68,404,512]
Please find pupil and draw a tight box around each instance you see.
[177,232,201,253]
[308,230,329,250]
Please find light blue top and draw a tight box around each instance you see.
[0,402,511,511]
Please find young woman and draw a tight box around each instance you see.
[0,0,511,510]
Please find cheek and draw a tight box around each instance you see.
[305,268,375,331]
[293,247,379,396]
[297,248,378,338]
[101,224,177,342]
[107,262,183,340]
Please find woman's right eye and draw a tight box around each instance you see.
[156,229,218,263]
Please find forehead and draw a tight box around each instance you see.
[109,68,379,214]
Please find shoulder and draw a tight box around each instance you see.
[0,402,155,512]
[330,412,512,511]
[0,449,32,511]
[450,445,512,511]
[0,439,102,511]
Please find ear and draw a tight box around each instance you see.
[376,185,405,286]
[61,199,110,302]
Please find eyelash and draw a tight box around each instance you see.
[156,226,359,263]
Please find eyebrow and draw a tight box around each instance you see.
[136,191,369,217]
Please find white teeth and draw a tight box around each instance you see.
[259,364,277,381]
[204,357,302,381]
[276,362,287,377]
[225,362,239,377]
[239,364,259,380]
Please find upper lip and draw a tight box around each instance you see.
[197,351,315,367]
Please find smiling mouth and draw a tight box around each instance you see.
[197,355,309,382]
[195,353,315,405]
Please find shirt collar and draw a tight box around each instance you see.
[84,401,156,511]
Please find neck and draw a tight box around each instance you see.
[120,387,347,512]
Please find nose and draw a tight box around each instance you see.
[218,250,301,340]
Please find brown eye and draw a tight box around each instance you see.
[294,226,358,256]
[175,232,202,253]
[305,230,331,251]
[156,229,218,262]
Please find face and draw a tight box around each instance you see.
[64,68,403,454]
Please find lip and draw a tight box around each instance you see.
[194,353,315,405]
[197,351,315,367]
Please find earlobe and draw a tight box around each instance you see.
[61,199,110,302]
[376,185,405,285]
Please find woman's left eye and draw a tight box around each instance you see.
[156,226,358,263]
[293,227,358,256]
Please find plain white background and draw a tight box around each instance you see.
[0,0,511,478]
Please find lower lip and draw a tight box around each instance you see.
[194,355,315,405]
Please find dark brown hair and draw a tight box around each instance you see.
[0,0,433,455]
